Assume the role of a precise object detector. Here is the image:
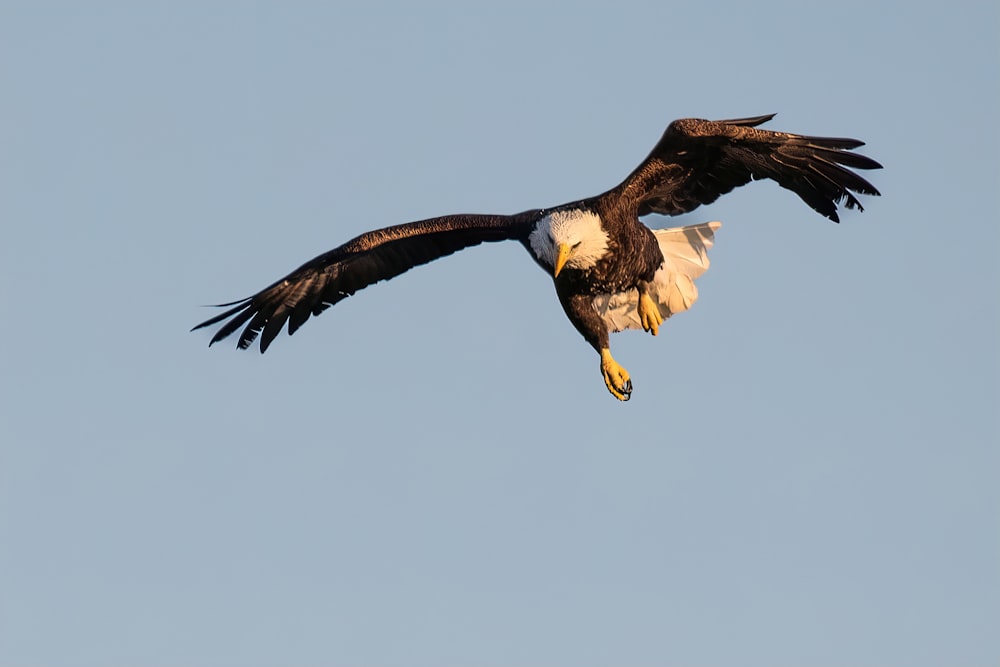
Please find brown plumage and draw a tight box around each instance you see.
[193,114,881,400]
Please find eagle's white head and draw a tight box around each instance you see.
[529,209,610,276]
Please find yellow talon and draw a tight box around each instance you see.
[600,348,632,401]
[637,292,662,336]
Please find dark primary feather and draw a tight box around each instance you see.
[620,114,882,222]
[192,212,538,352]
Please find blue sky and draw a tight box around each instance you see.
[1,2,997,665]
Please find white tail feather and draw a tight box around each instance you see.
[592,221,721,333]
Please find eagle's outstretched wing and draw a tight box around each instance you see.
[619,114,882,222]
[192,212,538,352]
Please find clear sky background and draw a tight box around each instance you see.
[1,2,997,666]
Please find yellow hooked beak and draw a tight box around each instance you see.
[553,243,572,277]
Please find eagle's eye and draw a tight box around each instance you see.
[572,241,582,249]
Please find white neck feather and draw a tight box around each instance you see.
[529,209,609,271]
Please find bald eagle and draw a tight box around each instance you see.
[193,114,881,400]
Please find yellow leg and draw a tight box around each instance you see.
[600,348,632,401]
[637,292,662,336]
